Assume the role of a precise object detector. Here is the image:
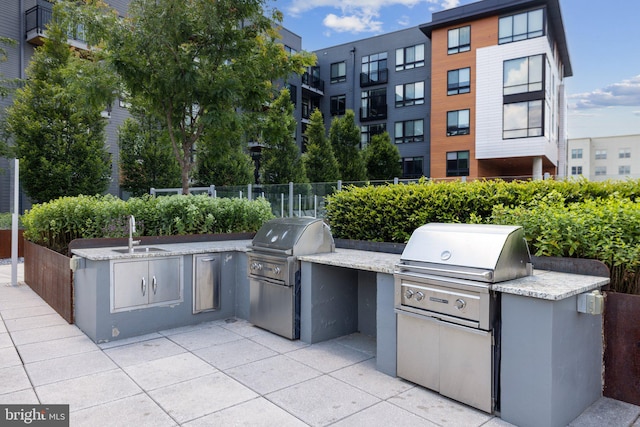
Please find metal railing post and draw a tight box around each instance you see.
[289,182,294,217]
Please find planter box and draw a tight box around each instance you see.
[0,229,24,258]
[604,292,640,406]
[24,240,73,323]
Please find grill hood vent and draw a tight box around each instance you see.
[251,217,335,256]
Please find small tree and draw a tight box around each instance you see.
[329,110,367,182]
[364,132,402,180]
[260,88,307,184]
[118,106,182,196]
[0,36,18,99]
[193,111,254,186]
[303,109,340,183]
[5,21,115,202]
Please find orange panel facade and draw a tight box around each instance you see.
[430,16,497,179]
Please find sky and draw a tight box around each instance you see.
[273,0,640,139]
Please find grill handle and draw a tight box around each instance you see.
[395,263,493,281]
[248,246,293,256]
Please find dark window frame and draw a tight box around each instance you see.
[395,81,425,107]
[499,8,545,45]
[503,100,543,139]
[402,156,424,178]
[446,151,470,177]
[448,26,471,54]
[330,61,347,83]
[330,94,346,116]
[396,44,425,71]
[446,109,470,136]
[448,67,471,95]
[394,119,424,144]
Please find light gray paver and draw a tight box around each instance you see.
[3,313,69,332]
[266,375,380,427]
[388,386,494,427]
[165,324,244,351]
[247,329,310,354]
[103,337,186,368]
[0,365,32,395]
[0,388,40,404]
[35,369,142,412]
[10,323,84,346]
[193,337,278,370]
[70,393,178,427]
[0,346,22,367]
[122,352,218,391]
[0,332,13,349]
[331,401,438,427]
[24,350,117,386]
[148,372,258,424]
[330,358,414,400]
[225,354,321,395]
[183,397,307,427]
[285,339,373,373]
[16,334,99,363]
[0,304,57,320]
[568,397,640,427]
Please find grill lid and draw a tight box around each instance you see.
[251,217,335,256]
[398,223,531,283]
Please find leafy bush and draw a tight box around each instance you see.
[22,194,273,254]
[0,212,21,229]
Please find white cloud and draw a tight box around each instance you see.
[634,111,640,116]
[287,0,460,34]
[570,75,640,109]
[397,15,411,26]
[323,13,383,33]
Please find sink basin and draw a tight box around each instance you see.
[113,247,167,254]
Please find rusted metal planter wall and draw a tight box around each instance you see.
[0,229,24,258]
[24,240,73,323]
[604,292,640,405]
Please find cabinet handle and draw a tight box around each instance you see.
[201,258,216,262]
[141,277,146,296]
[152,276,157,294]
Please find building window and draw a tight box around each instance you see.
[503,100,542,139]
[361,88,387,121]
[448,26,470,54]
[504,55,544,95]
[619,165,631,175]
[448,68,470,95]
[447,109,470,136]
[330,95,346,116]
[402,157,424,178]
[499,9,544,44]
[396,44,425,71]
[395,82,424,107]
[284,45,297,55]
[395,119,424,144]
[361,123,386,149]
[571,149,583,159]
[331,61,346,83]
[595,150,607,160]
[447,151,470,177]
[595,166,607,176]
[361,52,388,86]
[619,148,631,158]
[571,166,582,176]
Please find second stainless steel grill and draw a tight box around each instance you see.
[248,217,334,339]
[394,223,532,413]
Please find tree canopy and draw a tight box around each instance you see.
[260,88,307,184]
[67,0,315,193]
[4,20,115,203]
[364,132,402,180]
[329,110,367,182]
[303,109,340,183]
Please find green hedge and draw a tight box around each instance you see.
[326,178,640,294]
[22,194,274,254]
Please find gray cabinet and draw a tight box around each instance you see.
[193,254,220,313]
[111,257,183,312]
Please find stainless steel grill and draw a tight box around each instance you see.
[248,217,334,339]
[394,223,531,413]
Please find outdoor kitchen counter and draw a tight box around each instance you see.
[492,269,609,300]
[297,248,400,274]
[70,240,252,261]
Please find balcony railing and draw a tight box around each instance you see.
[360,104,387,122]
[360,68,388,87]
[302,72,325,93]
[25,2,52,45]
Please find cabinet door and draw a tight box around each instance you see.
[193,254,219,313]
[396,312,440,391]
[113,260,149,310]
[148,257,182,305]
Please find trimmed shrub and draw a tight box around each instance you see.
[22,194,273,254]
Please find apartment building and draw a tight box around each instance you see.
[0,0,573,212]
[311,27,431,178]
[420,0,572,179]
[567,134,640,181]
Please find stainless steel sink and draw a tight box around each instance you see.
[113,247,167,254]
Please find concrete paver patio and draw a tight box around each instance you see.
[1,262,639,426]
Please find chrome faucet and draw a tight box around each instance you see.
[128,215,141,253]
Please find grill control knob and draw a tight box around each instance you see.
[274,267,281,275]
[415,291,425,302]
[455,298,467,310]
[256,263,263,271]
[250,262,258,270]
[404,289,414,299]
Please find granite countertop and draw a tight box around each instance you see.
[71,240,252,261]
[493,269,610,300]
[298,248,401,274]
